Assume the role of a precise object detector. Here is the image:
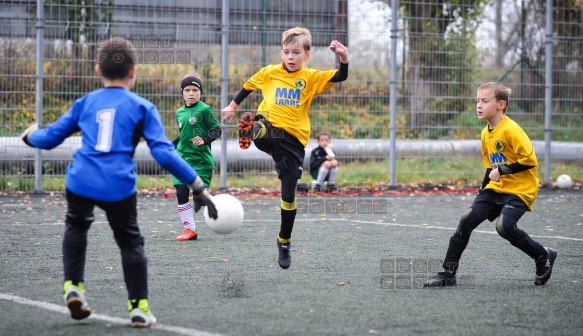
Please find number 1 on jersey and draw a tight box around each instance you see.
[95,108,116,152]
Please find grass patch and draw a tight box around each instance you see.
[1,158,581,192]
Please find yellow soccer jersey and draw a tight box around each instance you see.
[481,116,539,209]
[243,62,337,146]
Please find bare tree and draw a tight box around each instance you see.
[396,0,485,136]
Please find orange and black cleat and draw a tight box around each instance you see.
[238,112,254,150]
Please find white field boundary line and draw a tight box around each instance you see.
[8,218,583,242]
[251,218,583,242]
[0,293,225,336]
[335,218,583,242]
[6,219,324,226]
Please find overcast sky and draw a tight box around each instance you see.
[345,0,528,68]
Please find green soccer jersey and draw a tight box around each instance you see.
[174,101,220,170]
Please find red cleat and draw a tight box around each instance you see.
[176,229,198,241]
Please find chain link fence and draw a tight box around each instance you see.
[1,0,581,192]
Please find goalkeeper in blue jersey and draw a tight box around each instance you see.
[20,37,217,328]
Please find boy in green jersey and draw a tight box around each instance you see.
[173,71,221,241]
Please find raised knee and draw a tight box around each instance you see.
[456,209,474,236]
[495,214,513,239]
[495,218,505,236]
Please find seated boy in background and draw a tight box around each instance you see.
[309,131,339,192]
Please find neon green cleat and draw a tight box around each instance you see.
[63,280,92,320]
[129,299,157,328]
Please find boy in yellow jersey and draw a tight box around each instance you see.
[424,81,557,287]
[221,27,348,269]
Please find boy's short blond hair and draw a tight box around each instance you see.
[478,81,512,114]
[181,70,202,82]
[281,27,312,51]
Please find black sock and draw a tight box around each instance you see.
[279,208,297,241]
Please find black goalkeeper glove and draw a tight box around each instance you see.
[20,123,39,147]
[188,176,218,219]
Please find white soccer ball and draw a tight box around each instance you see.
[204,194,244,234]
[556,174,573,189]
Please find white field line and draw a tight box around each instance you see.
[257,218,583,242]
[334,218,583,242]
[8,218,583,242]
[7,219,323,226]
[0,293,225,336]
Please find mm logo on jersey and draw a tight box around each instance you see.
[490,152,508,169]
[275,87,300,107]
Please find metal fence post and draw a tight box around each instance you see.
[219,0,230,192]
[544,0,553,185]
[389,0,398,187]
[35,0,44,192]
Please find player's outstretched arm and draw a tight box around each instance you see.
[21,104,82,150]
[329,40,348,64]
[189,176,218,219]
[221,87,254,123]
[20,123,39,147]
[221,102,238,123]
[328,41,349,83]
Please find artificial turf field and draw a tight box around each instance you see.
[1,189,582,336]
